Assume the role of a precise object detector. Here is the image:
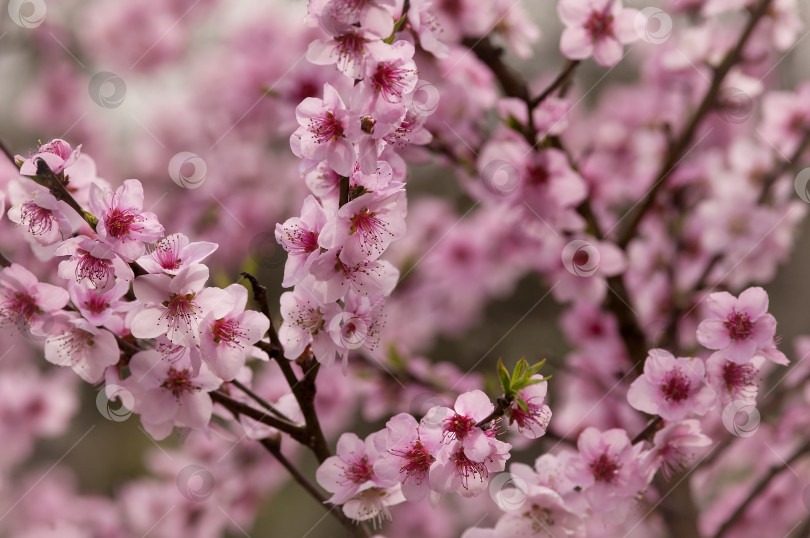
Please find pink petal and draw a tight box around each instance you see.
[736,287,769,319]
[454,389,494,422]
[696,320,731,350]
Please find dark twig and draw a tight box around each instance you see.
[530,60,580,108]
[210,390,309,444]
[231,379,292,422]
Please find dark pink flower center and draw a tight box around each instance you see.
[372,63,412,102]
[75,251,112,286]
[161,366,199,399]
[444,413,476,441]
[83,294,110,314]
[20,202,55,236]
[283,225,319,255]
[392,440,434,482]
[154,236,182,270]
[452,448,488,488]
[527,165,550,186]
[210,318,246,346]
[161,293,199,327]
[310,111,345,144]
[106,208,140,239]
[508,400,551,433]
[344,456,373,484]
[590,453,620,483]
[724,311,753,340]
[585,11,614,40]
[722,361,757,392]
[1,292,38,326]
[661,368,691,402]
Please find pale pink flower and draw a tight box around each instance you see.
[7,178,76,246]
[374,412,443,501]
[314,0,397,39]
[0,263,69,334]
[315,431,395,505]
[278,278,343,362]
[18,138,81,176]
[319,187,407,265]
[275,195,329,288]
[309,248,399,302]
[566,427,647,512]
[55,236,133,292]
[130,264,234,347]
[558,0,639,67]
[342,486,405,527]
[88,179,165,262]
[408,0,450,58]
[696,287,786,364]
[354,40,418,115]
[627,349,715,421]
[428,437,511,497]
[125,348,221,440]
[436,390,494,462]
[199,283,270,381]
[705,352,762,406]
[291,83,355,176]
[136,233,218,275]
[44,312,119,383]
[492,486,585,538]
[69,279,132,328]
[328,291,384,369]
[645,419,711,479]
[506,377,552,439]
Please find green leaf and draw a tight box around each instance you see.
[497,358,512,396]
[516,397,529,413]
[511,357,527,384]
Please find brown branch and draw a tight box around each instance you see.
[210,390,310,444]
[617,0,775,249]
[475,396,511,428]
[712,438,810,538]
[530,60,580,108]
[230,379,292,422]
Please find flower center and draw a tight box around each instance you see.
[452,448,488,488]
[161,366,199,399]
[20,202,55,236]
[83,293,110,314]
[105,208,139,239]
[444,413,476,441]
[661,368,691,402]
[154,236,182,270]
[527,165,549,186]
[724,311,753,340]
[310,111,345,144]
[211,318,246,346]
[75,251,112,287]
[585,11,614,40]
[590,453,620,483]
[1,292,38,327]
[393,440,434,482]
[344,456,374,484]
[722,361,757,392]
[372,63,410,102]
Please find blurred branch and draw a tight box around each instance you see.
[712,438,810,538]
[230,379,292,422]
[617,0,775,249]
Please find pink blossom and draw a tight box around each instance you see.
[55,236,133,292]
[18,139,81,176]
[309,247,399,302]
[275,195,329,287]
[136,233,218,275]
[278,278,343,362]
[69,279,132,328]
[307,28,376,84]
[566,427,647,512]
[319,187,407,265]
[328,291,384,368]
[0,263,69,334]
[199,283,270,381]
[705,352,762,406]
[437,390,494,462]
[627,349,714,421]
[491,486,584,538]
[374,412,443,501]
[7,178,76,247]
[314,0,397,39]
[506,377,552,439]
[291,83,355,176]
[315,431,395,505]
[407,0,450,58]
[558,0,639,67]
[354,40,418,116]
[342,485,405,527]
[428,437,511,497]
[696,287,786,365]
[88,179,165,262]
[130,264,234,346]
[125,348,221,440]
[44,312,119,383]
[645,419,711,479]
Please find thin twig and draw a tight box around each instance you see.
[231,379,293,422]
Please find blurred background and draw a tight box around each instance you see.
[2,0,810,536]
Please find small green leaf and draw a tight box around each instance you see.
[497,358,512,396]
[516,397,529,413]
[511,357,527,384]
